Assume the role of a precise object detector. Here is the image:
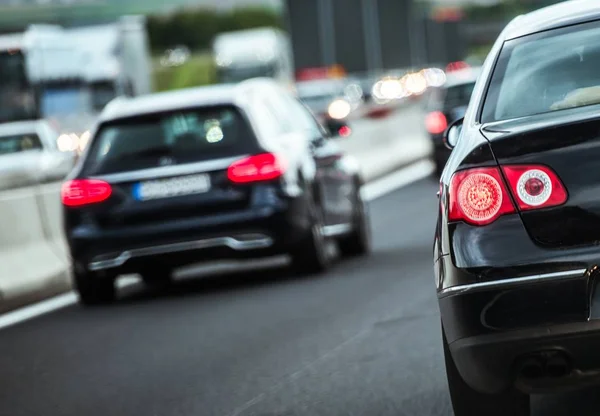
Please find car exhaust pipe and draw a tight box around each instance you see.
[518,356,545,379]
[545,352,571,378]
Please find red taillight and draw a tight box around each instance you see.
[338,125,352,137]
[227,153,287,184]
[61,179,112,207]
[449,167,515,226]
[425,111,448,135]
[446,61,470,73]
[502,165,568,211]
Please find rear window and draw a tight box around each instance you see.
[0,133,42,156]
[83,106,255,175]
[482,21,600,122]
[444,83,475,109]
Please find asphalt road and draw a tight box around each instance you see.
[1,178,599,416]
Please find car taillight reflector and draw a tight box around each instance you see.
[449,167,515,226]
[227,153,287,184]
[425,111,448,135]
[61,179,112,207]
[502,165,567,211]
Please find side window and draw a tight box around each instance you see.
[287,96,326,138]
[0,133,42,155]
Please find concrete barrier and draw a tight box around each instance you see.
[0,183,71,313]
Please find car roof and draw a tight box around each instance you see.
[99,79,280,123]
[0,120,45,136]
[504,0,600,40]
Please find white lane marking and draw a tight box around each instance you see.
[362,158,435,201]
[0,276,140,331]
[0,160,435,331]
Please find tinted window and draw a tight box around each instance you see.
[84,106,255,175]
[444,83,475,109]
[0,133,42,155]
[482,21,600,122]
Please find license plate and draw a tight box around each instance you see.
[133,174,211,201]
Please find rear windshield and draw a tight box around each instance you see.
[482,21,600,122]
[426,82,475,112]
[0,133,42,156]
[84,106,255,175]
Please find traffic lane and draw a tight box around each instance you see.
[0,178,440,416]
[0,177,597,416]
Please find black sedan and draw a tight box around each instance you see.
[62,79,371,305]
[424,67,480,176]
[435,1,600,415]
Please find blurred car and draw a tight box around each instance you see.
[62,78,371,305]
[435,2,600,415]
[0,120,75,190]
[296,78,360,122]
[424,66,480,175]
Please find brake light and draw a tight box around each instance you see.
[449,167,515,226]
[425,111,448,135]
[61,179,112,207]
[227,153,287,184]
[502,165,567,211]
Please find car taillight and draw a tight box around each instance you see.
[425,111,447,135]
[227,153,287,184]
[61,179,112,207]
[502,165,567,211]
[449,167,515,226]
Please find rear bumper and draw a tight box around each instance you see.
[436,211,600,394]
[67,196,312,275]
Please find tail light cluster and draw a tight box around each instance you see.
[425,111,448,135]
[61,153,288,208]
[227,153,287,184]
[61,179,112,207]
[448,165,567,226]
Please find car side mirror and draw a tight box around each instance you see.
[444,117,464,150]
[324,118,352,138]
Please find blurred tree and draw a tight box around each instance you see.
[147,7,282,52]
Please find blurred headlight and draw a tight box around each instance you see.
[328,99,352,120]
[422,68,446,88]
[78,131,91,152]
[57,133,79,152]
[379,78,405,100]
[404,73,428,95]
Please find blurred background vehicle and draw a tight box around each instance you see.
[62,79,369,305]
[212,28,294,88]
[425,65,480,175]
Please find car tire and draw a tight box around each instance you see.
[74,272,116,306]
[338,185,371,257]
[443,326,530,416]
[290,204,331,275]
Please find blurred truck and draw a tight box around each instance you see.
[67,15,153,114]
[212,28,294,89]
[0,24,95,151]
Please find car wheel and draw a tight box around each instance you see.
[443,326,530,416]
[338,185,371,257]
[290,205,331,274]
[74,272,116,306]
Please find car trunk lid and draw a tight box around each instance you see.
[481,105,600,248]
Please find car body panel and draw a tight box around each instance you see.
[65,78,361,276]
[434,3,600,395]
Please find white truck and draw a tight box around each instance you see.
[0,24,95,151]
[67,15,153,114]
[213,28,294,89]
